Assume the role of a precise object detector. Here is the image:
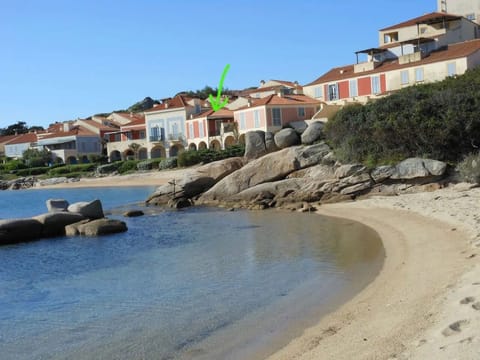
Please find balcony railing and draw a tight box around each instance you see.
[150,135,164,142]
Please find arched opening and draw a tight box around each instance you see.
[169,144,184,157]
[110,150,121,162]
[238,134,246,145]
[138,148,148,160]
[124,149,134,160]
[224,136,235,148]
[188,143,197,151]
[198,141,207,150]
[80,155,89,163]
[210,139,221,151]
[151,146,166,159]
[66,156,77,165]
[54,156,64,165]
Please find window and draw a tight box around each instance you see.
[447,62,456,77]
[239,113,246,130]
[327,84,338,101]
[189,123,194,138]
[298,107,305,118]
[126,131,132,140]
[139,131,146,139]
[114,133,121,142]
[272,108,281,126]
[254,110,261,127]
[349,79,358,98]
[400,70,409,85]
[199,121,205,137]
[371,76,381,94]
[150,126,159,141]
[467,13,476,21]
[195,104,201,114]
[415,68,424,82]
[314,86,323,98]
[172,123,179,139]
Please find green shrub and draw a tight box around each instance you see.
[96,162,122,174]
[16,167,50,176]
[27,157,47,168]
[88,154,108,164]
[47,163,96,176]
[158,158,177,170]
[136,159,162,171]
[457,152,480,183]
[177,150,201,167]
[117,160,139,174]
[5,160,27,172]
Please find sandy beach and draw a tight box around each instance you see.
[34,172,480,358]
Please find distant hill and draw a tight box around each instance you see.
[127,97,159,112]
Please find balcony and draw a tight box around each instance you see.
[399,51,424,65]
[150,135,164,142]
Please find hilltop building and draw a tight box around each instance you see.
[304,12,480,106]
[438,0,480,24]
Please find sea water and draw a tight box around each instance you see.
[0,187,384,359]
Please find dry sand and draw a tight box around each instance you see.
[34,173,480,358]
[35,168,190,189]
[268,186,480,360]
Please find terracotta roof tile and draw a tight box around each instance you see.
[189,108,234,120]
[305,39,480,86]
[144,95,196,113]
[236,94,320,110]
[380,12,462,32]
[6,133,38,145]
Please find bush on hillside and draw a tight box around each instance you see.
[4,160,27,172]
[96,162,122,174]
[136,159,162,171]
[47,163,96,176]
[177,145,245,167]
[325,67,480,165]
[158,158,177,170]
[117,160,139,174]
[457,152,480,184]
[15,167,50,176]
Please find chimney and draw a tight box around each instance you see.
[190,114,193,119]
[260,80,265,87]
[247,99,252,107]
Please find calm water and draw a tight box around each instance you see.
[0,187,384,360]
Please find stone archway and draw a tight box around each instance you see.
[238,134,246,145]
[169,144,184,157]
[188,143,197,151]
[124,149,134,160]
[80,155,89,163]
[210,139,221,151]
[138,148,148,160]
[198,141,207,150]
[151,146,166,159]
[110,150,121,162]
[224,136,235,148]
[66,156,77,165]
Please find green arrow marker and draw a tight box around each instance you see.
[209,64,231,112]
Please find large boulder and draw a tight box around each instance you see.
[200,143,331,201]
[0,218,43,245]
[77,219,127,236]
[301,121,325,145]
[265,131,278,153]
[67,199,104,219]
[147,157,244,205]
[274,128,300,149]
[371,165,395,183]
[335,164,367,179]
[230,178,305,203]
[391,158,447,180]
[46,199,69,212]
[33,212,86,237]
[244,131,267,160]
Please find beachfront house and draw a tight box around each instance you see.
[4,133,39,159]
[303,12,480,105]
[105,113,147,161]
[144,95,208,158]
[240,79,303,99]
[186,109,236,151]
[36,123,102,164]
[233,93,320,141]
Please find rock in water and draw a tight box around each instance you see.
[301,121,325,145]
[67,199,104,219]
[77,219,128,236]
[274,128,300,149]
[46,199,69,212]
[0,218,43,245]
[33,212,86,237]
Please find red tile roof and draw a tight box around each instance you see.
[380,12,462,32]
[39,126,96,140]
[189,108,234,120]
[6,133,38,145]
[0,135,18,144]
[144,95,194,113]
[237,94,320,110]
[305,39,480,87]
[80,119,118,131]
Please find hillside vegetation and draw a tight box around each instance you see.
[325,67,480,166]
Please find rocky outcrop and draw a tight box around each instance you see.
[301,121,324,145]
[0,218,43,245]
[265,131,278,153]
[146,157,244,206]
[67,199,104,219]
[274,128,300,149]
[46,199,70,212]
[391,158,447,180]
[244,131,267,160]
[76,219,128,236]
[200,143,331,201]
[34,212,86,237]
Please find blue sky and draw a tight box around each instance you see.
[0,0,433,128]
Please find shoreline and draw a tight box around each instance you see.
[28,171,480,358]
[267,191,478,359]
